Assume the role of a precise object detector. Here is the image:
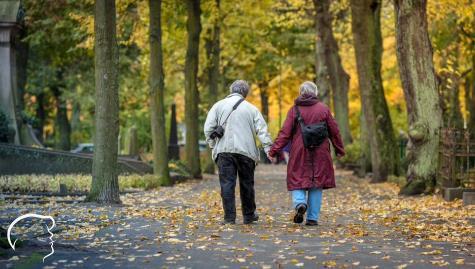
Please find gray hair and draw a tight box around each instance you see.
[229,80,250,98]
[299,81,318,96]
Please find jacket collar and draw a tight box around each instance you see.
[227,93,244,99]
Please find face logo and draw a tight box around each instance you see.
[7,213,56,262]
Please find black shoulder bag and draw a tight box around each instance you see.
[294,106,328,149]
[210,98,245,139]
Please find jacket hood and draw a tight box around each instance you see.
[295,92,319,106]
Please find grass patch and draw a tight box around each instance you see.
[0,174,158,193]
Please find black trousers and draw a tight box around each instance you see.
[217,153,256,221]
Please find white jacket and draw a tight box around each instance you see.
[204,93,273,162]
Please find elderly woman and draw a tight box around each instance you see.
[268,81,345,226]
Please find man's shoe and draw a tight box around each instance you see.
[221,219,236,225]
[293,203,307,224]
[305,220,318,226]
[243,213,259,224]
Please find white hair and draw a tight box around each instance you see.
[229,80,250,98]
[299,81,318,96]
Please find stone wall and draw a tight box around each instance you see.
[0,143,152,175]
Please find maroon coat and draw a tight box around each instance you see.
[269,93,345,191]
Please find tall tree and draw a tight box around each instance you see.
[184,0,202,178]
[203,0,221,174]
[51,77,71,151]
[149,0,171,185]
[86,0,121,203]
[350,0,399,182]
[313,0,352,145]
[394,0,442,195]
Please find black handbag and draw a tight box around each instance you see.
[210,98,245,139]
[294,106,328,149]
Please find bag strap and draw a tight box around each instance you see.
[222,98,244,125]
[291,105,302,136]
[294,105,305,127]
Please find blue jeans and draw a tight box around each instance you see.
[292,188,323,221]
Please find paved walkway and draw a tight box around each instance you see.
[1,165,474,268]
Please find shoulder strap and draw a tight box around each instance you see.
[294,105,305,126]
[222,98,244,125]
[291,105,303,136]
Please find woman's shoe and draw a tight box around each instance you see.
[305,220,318,226]
[293,203,307,224]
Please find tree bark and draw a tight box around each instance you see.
[71,101,81,131]
[51,85,71,150]
[203,0,220,174]
[259,82,270,122]
[350,0,399,182]
[35,92,46,143]
[205,0,220,104]
[314,22,331,106]
[86,0,121,204]
[394,0,442,195]
[440,46,463,128]
[468,67,475,134]
[184,0,202,179]
[358,110,372,177]
[149,0,171,186]
[313,0,352,145]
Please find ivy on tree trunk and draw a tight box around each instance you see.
[86,0,121,204]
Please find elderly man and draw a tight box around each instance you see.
[204,80,273,225]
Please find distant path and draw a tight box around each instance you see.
[1,165,474,268]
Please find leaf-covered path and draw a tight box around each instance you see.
[1,165,474,268]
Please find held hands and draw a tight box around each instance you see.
[267,152,276,163]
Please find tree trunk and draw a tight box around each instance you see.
[204,0,220,174]
[86,0,121,204]
[313,0,352,145]
[149,0,171,186]
[168,103,180,160]
[314,19,331,106]
[71,101,81,131]
[205,0,220,104]
[468,68,475,134]
[35,92,46,143]
[350,0,399,182]
[51,86,71,150]
[394,0,442,195]
[184,0,202,179]
[442,46,463,128]
[358,110,372,177]
[259,82,270,122]
[448,75,463,128]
